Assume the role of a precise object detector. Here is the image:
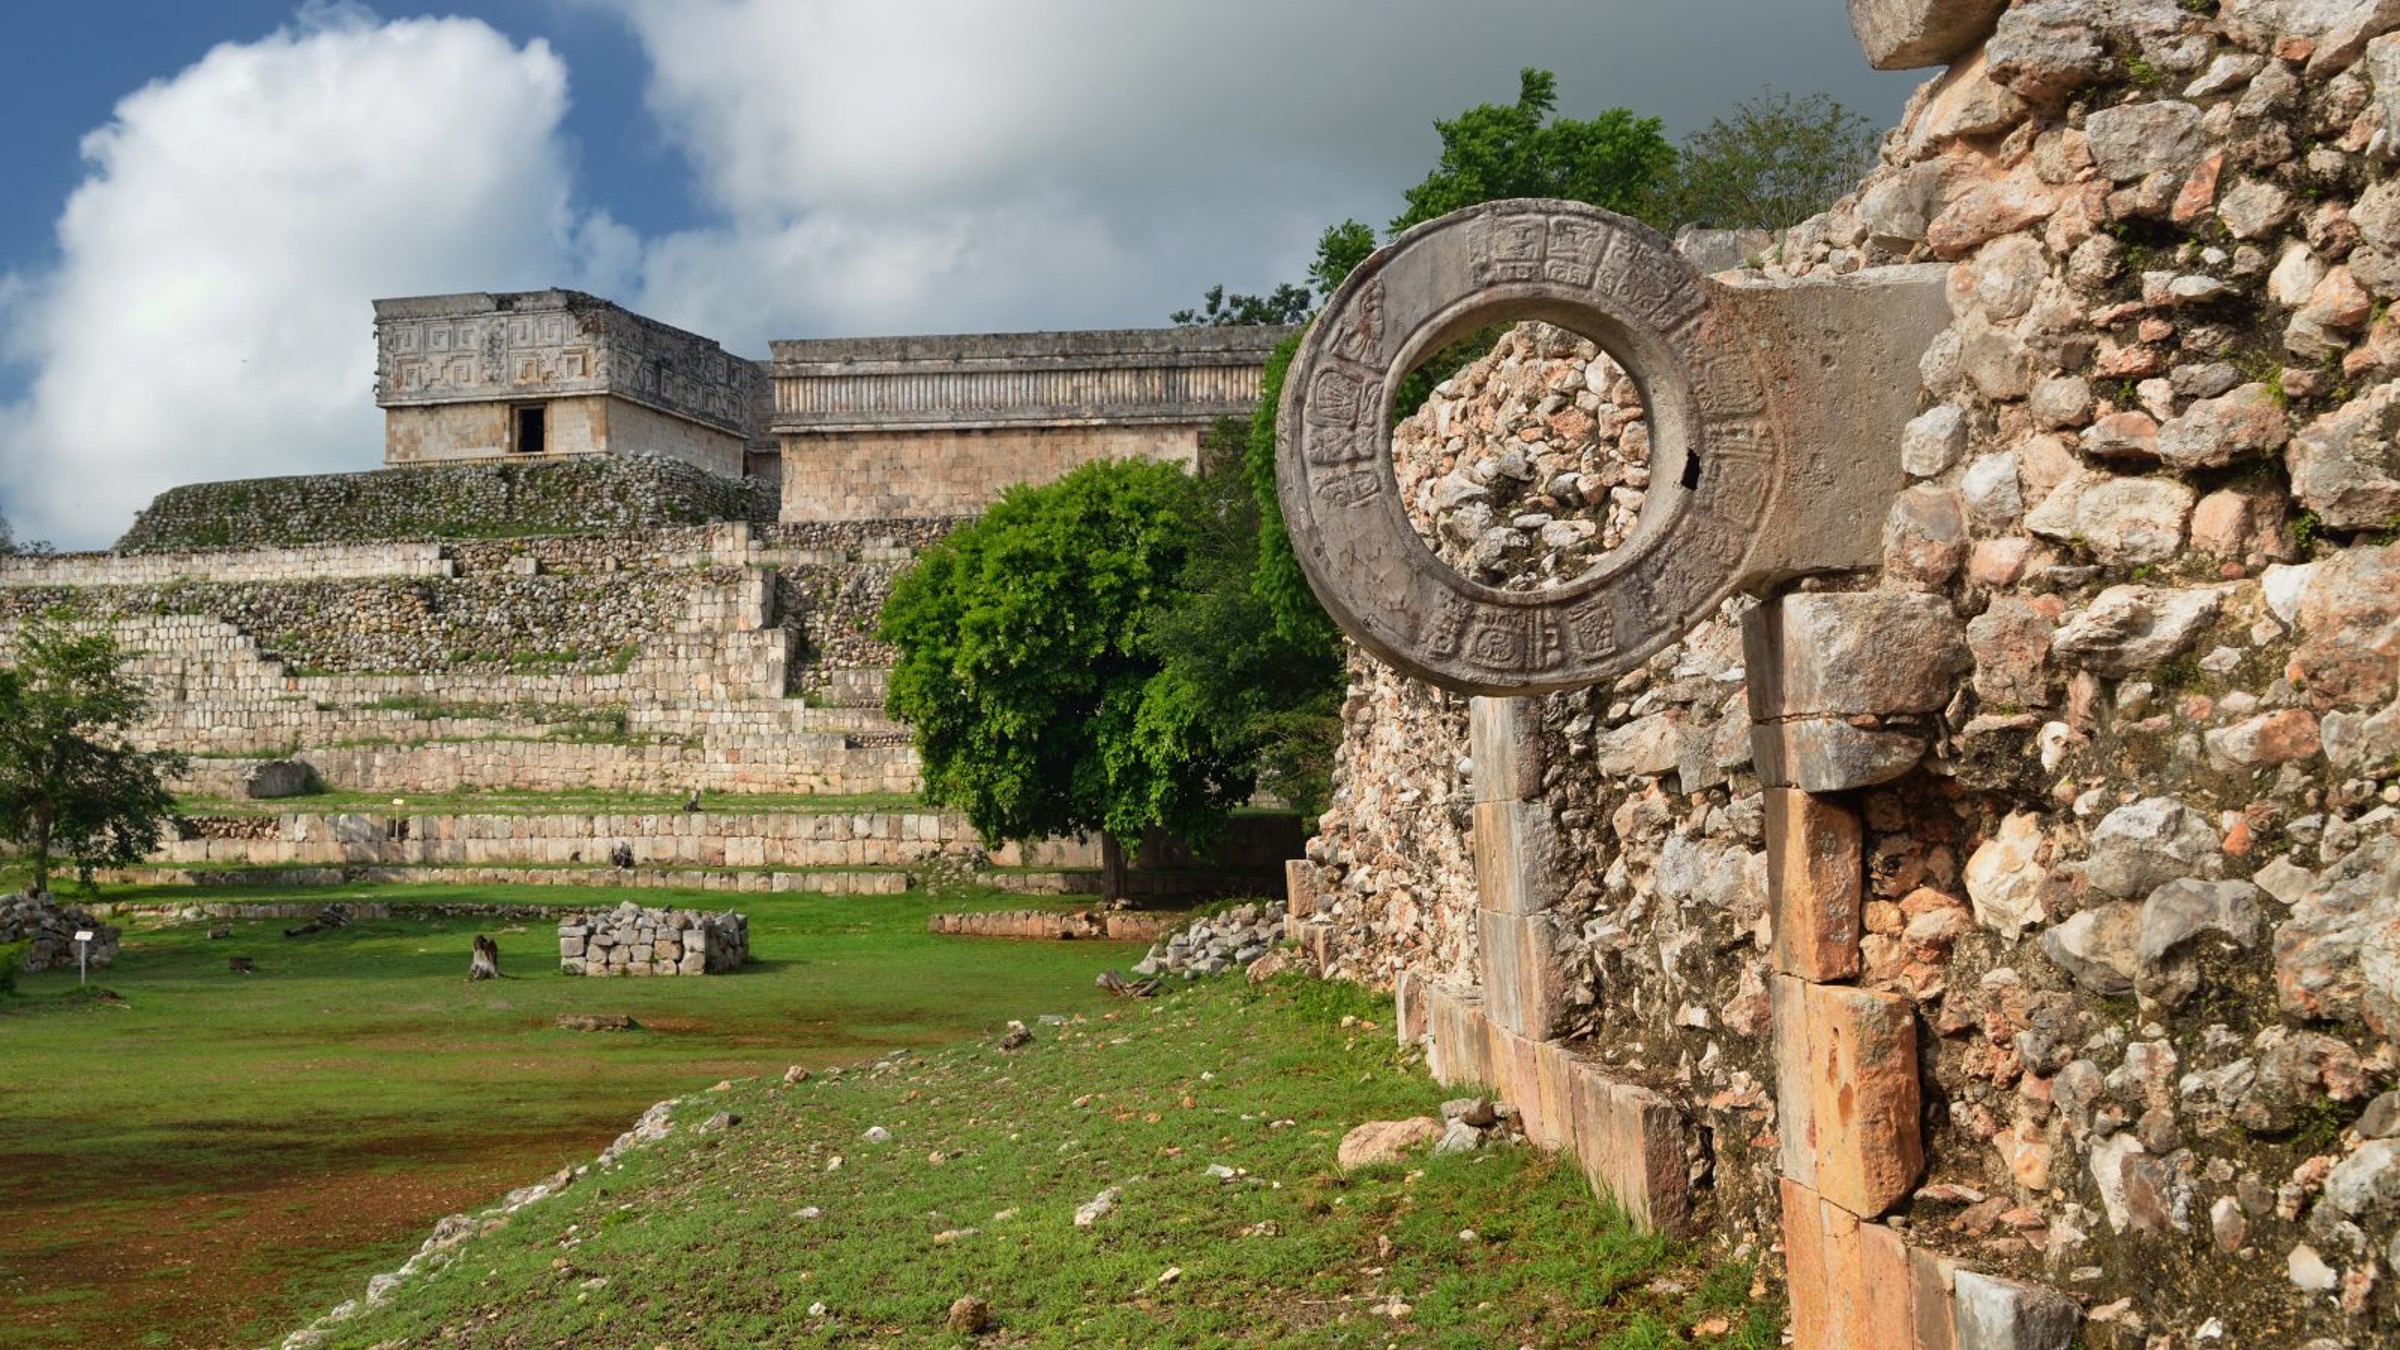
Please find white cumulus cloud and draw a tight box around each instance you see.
[0,6,614,548]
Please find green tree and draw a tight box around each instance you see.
[1663,90,1879,231]
[882,461,1254,896]
[1307,220,1378,300]
[0,615,186,895]
[1171,282,1313,327]
[1394,68,1676,234]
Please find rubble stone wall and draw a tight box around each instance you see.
[557,903,747,976]
[1295,4,2400,1342]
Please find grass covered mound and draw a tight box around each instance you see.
[299,978,1776,1349]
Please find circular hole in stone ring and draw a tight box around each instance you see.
[1276,198,1782,697]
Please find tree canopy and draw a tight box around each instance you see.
[882,461,1255,869]
[1394,68,1675,234]
[1664,90,1880,231]
[0,614,186,895]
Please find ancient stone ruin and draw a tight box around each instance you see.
[0,895,121,972]
[1279,2,2400,1344]
[558,903,747,976]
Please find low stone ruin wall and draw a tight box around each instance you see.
[115,454,776,552]
[558,904,747,976]
[0,895,122,971]
[926,910,1179,941]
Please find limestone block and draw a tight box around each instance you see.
[1766,789,1864,981]
[1476,907,1570,1040]
[1468,695,1544,802]
[1753,717,1932,793]
[1564,1057,1697,1237]
[1285,858,1322,921]
[1848,0,2008,69]
[1775,976,1925,1218]
[1472,801,1562,916]
[1424,984,1494,1089]
[1949,1270,2080,1350]
[1744,591,1970,721]
[1487,1027,1559,1149]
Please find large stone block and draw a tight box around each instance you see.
[1775,976,1925,1218]
[1950,1270,2081,1350]
[1472,800,1562,915]
[1564,1056,1697,1237]
[1424,983,1494,1089]
[1744,592,1970,721]
[1766,789,1864,980]
[1477,907,1571,1039]
[1753,717,1932,793]
[1849,0,2009,69]
[1468,695,1545,802]
[1284,857,1322,920]
[1487,1026,1560,1148]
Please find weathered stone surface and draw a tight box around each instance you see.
[1468,696,1544,803]
[243,760,318,799]
[2203,709,2323,768]
[2156,383,2289,469]
[2289,381,2400,529]
[1777,976,1924,1218]
[1756,718,1934,793]
[1885,485,1970,587]
[1950,1269,2083,1350]
[1767,789,1864,981]
[2043,903,2142,996]
[1748,592,1971,720]
[2072,475,2196,564]
[2225,0,2400,75]
[2324,1137,2400,1218]
[1849,0,2009,68]
[2050,584,2221,678]
[2087,797,2222,898]
[2294,544,2400,705]
[2274,835,2400,1031]
[1960,452,2025,525]
[1563,1056,1696,1236]
[1472,800,1561,916]
[1969,596,2056,708]
[1336,1117,1443,1170]
[2139,878,2263,969]
[1987,1,2115,102]
[2086,100,2207,183]
[1903,404,1971,477]
[1477,907,1570,1039]
[1967,812,2050,940]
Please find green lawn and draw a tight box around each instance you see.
[302,978,1776,1350]
[0,882,1148,1350]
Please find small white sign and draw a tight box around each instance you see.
[72,930,94,943]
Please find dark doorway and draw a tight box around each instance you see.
[513,404,546,455]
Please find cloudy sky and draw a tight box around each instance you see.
[0,1,1922,549]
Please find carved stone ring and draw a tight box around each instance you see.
[1276,199,1788,696]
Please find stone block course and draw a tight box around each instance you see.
[1774,975,1924,1218]
[1765,789,1865,980]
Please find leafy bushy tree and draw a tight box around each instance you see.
[882,461,1254,895]
[0,614,186,895]
[1171,282,1313,328]
[1394,68,1675,233]
[1664,90,1880,231]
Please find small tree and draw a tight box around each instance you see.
[1394,68,1676,234]
[882,461,1253,897]
[1664,90,1880,231]
[0,615,186,895]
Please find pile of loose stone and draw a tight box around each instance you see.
[1394,322,1648,591]
[1129,903,1287,978]
[559,902,746,976]
[0,893,120,971]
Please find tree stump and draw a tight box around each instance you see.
[467,934,503,981]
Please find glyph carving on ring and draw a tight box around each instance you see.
[1276,198,1784,696]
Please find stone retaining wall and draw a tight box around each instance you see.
[559,903,747,976]
[160,809,983,869]
[1295,3,2400,1344]
[926,910,1180,941]
[115,454,774,552]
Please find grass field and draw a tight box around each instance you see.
[0,883,1147,1350]
[302,977,1774,1350]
